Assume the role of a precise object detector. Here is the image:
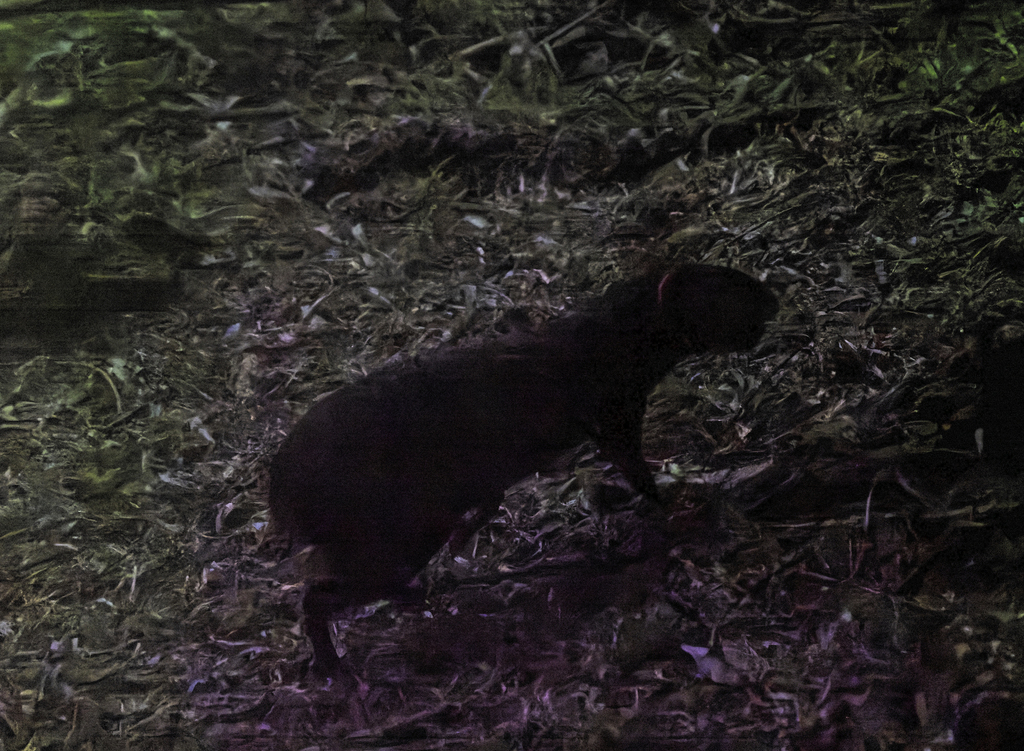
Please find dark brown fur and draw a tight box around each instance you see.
[269,264,777,674]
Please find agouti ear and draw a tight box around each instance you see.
[656,271,676,306]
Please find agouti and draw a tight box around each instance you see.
[269,263,778,675]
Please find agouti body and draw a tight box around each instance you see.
[269,264,778,674]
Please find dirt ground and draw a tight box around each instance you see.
[2,0,1024,749]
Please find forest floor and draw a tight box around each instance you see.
[2,0,1024,749]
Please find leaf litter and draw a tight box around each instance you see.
[1,0,1024,749]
